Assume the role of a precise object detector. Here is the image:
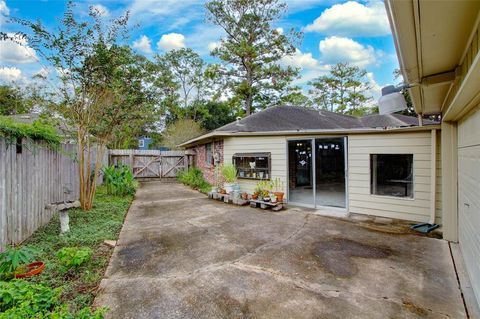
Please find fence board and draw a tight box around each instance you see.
[0,139,102,250]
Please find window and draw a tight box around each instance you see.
[233,153,271,180]
[370,154,413,198]
[205,143,213,165]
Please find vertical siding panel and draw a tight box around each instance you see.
[0,140,6,251]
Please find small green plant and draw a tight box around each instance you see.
[220,164,237,183]
[102,164,138,196]
[270,178,284,192]
[177,168,211,193]
[0,280,106,318]
[0,246,37,279]
[57,247,93,269]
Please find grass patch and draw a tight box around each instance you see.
[20,186,133,314]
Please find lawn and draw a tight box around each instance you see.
[1,186,133,317]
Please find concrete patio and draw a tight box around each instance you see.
[95,181,466,318]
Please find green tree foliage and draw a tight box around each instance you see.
[0,86,31,116]
[162,118,205,150]
[13,2,158,210]
[184,101,237,131]
[205,0,301,115]
[308,62,374,116]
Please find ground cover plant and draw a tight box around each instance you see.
[177,167,211,193]
[0,186,133,317]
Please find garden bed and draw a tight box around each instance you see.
[0,186,133,317]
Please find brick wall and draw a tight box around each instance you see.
[188,139,224,185]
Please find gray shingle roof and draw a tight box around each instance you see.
[215,105,436,133]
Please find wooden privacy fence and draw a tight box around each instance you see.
[0,139,80,250]
[109,149,188,178]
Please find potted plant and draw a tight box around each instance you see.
[270,193,277,203]
[241,192,249,200]
[262,189,271,202]
[271,178,285,202]
[221,164,238,194]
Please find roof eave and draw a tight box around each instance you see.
[179,125,441,148]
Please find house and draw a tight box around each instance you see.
[385,0,480,307]
[181,105,441,223]
[138,136,153,150]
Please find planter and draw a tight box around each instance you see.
[252,193,259,200]
[274,192,284,202]
[241,192,249,200]
[211,186,218,193]
[224,183,234,194]
[263,196,271,202]
[15,261,45,279]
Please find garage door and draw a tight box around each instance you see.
[458,105,480,306]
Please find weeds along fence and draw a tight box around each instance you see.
[0,138,105,251]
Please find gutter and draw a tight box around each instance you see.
[429,129,437,224]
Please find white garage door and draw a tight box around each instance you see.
[458,105,480,305]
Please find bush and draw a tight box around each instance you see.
[102,164,138,196]
[220,164,237,183]
[57,247,93,269]
[0,280,105,318]
[177,168,211,193]
[0,117,61,147]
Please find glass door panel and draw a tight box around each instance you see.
[288,140,314,206]
[315,138,346,208]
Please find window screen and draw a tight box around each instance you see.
[370,154,413,198]
[233,153,271,180]
[205,143,213,165]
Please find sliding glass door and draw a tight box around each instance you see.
[288,137,346,208]
[287,140,314,206]
[315,138,346,208]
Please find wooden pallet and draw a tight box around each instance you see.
[249,199,284,211]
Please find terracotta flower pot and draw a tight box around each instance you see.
[252,193,258,200]
[274,192,284,202]
[15,261,45,279]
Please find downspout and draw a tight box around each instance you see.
[429,129,437,224]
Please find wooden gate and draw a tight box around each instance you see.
[108,150,188,178]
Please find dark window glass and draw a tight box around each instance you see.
[233,153,271,180]
[205,143,213,165]
[370,154,413,198]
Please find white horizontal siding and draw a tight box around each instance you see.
[348,131,442,223]
[223,136,287,195]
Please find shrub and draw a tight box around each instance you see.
[220,164,237,183]
[0,280,105,318]
[0,246,38,279]
[57,247,93,269]
[102,164,138,196]
[177,168,211,193]
[0,117,61,147]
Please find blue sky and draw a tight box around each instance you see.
[0,0,400,99]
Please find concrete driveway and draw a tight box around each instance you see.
[95,181,466,319]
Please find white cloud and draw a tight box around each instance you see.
[133,35,153,54]
[305,1,390,37]
[207,41,220,51]
[275,27,284,35]
[366,72,382,101]
[319,36,379,67]
[0,67,22,82]
[91,4,109,17]
[0,0,10,26]
[281,49,318,69]
[157,33,185,51]
[0,33,38,64]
